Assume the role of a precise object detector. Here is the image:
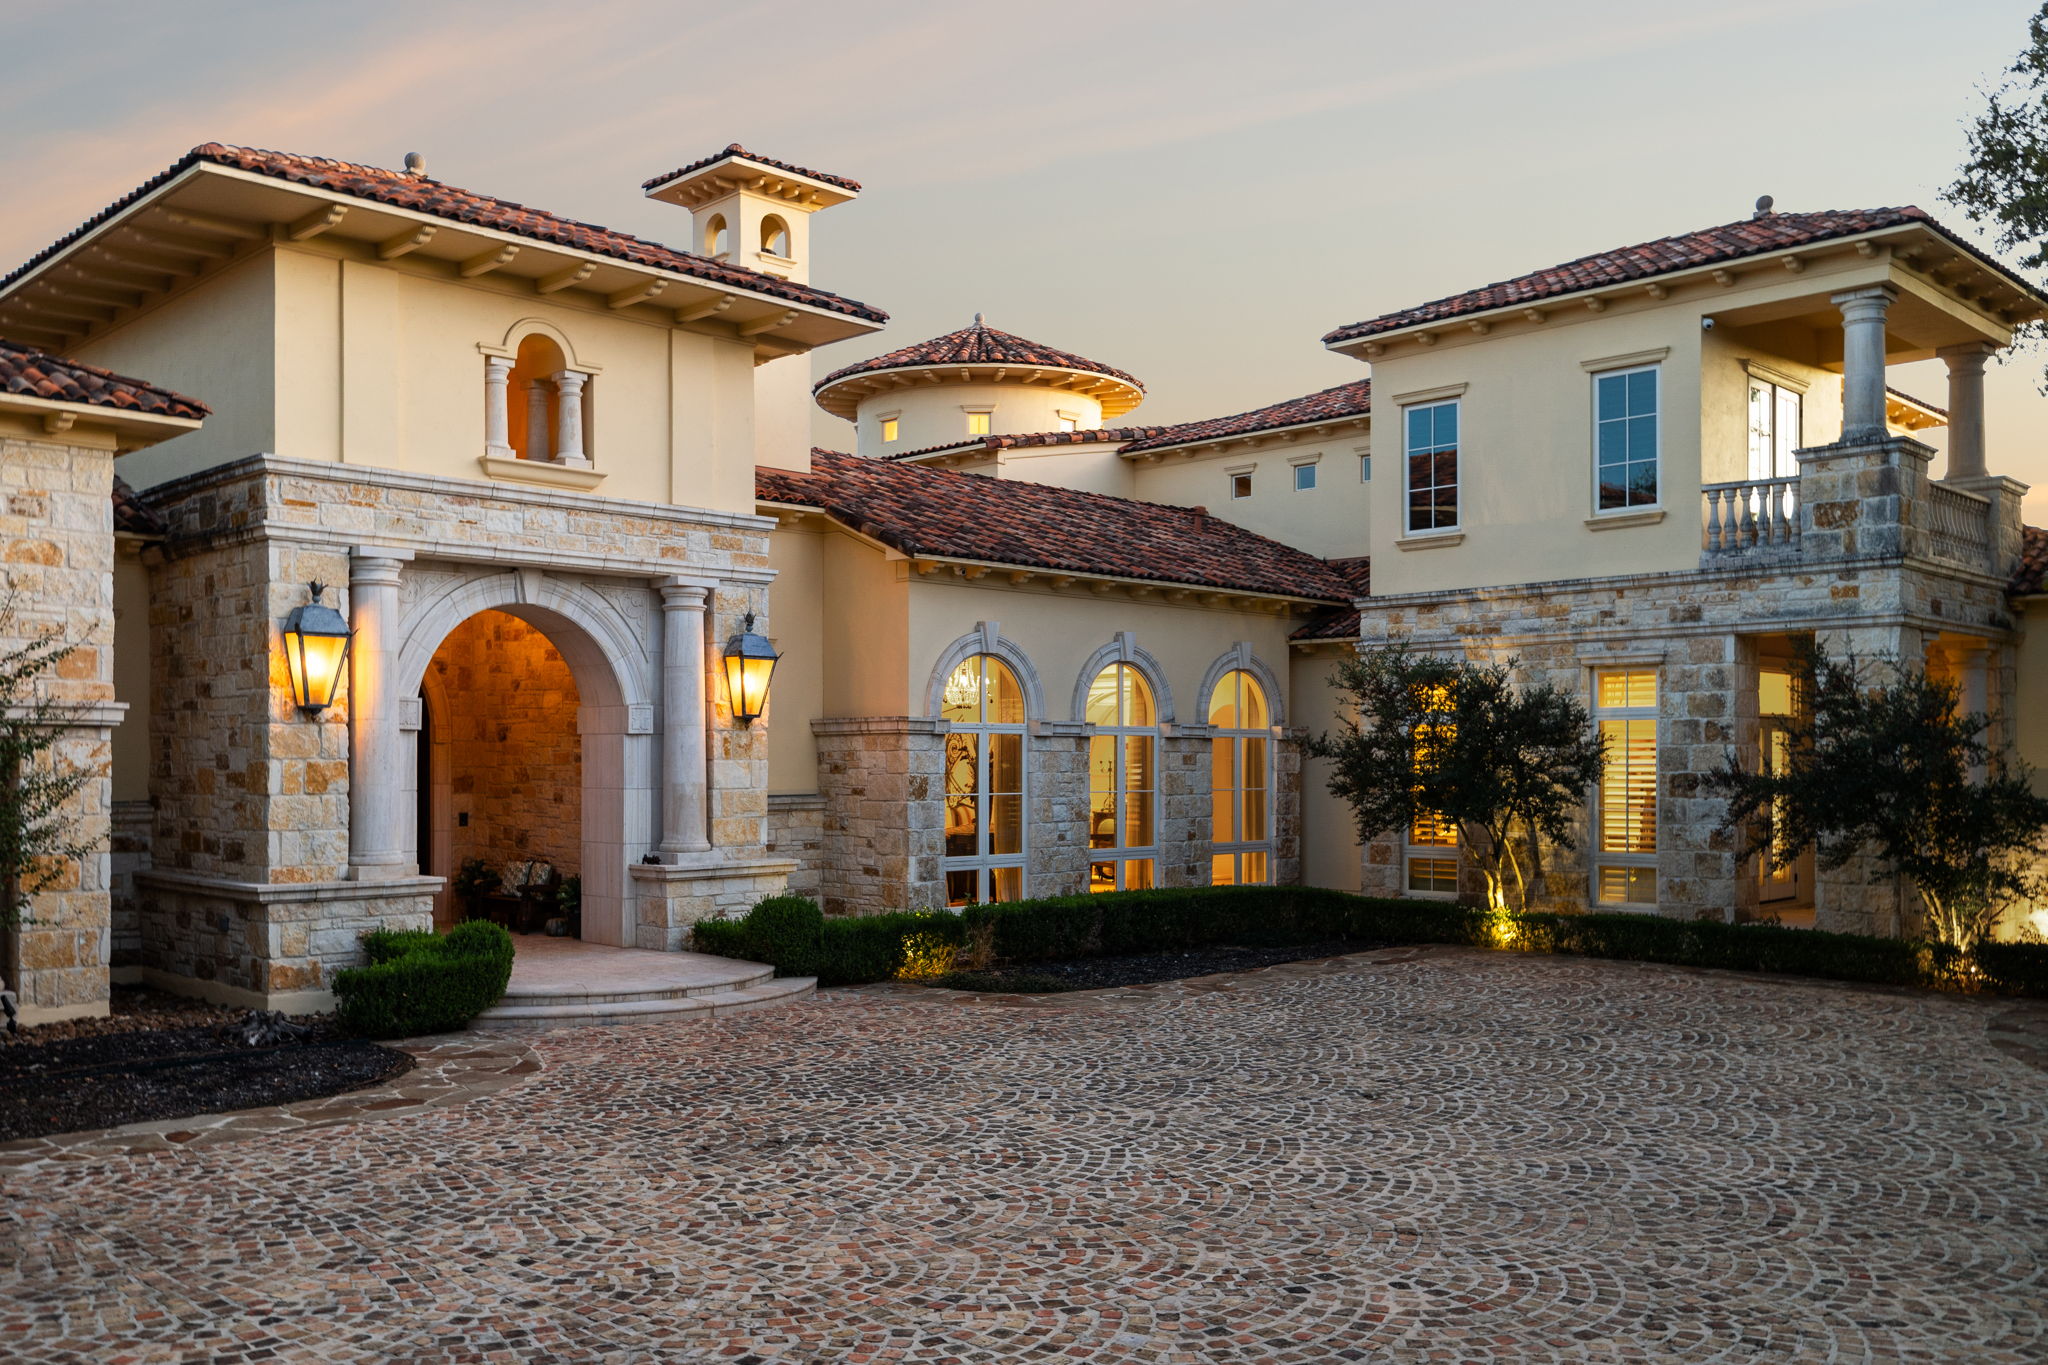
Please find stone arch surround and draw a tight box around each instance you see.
[391,568,658,947]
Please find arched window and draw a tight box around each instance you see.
[1208,669,1271,885]
[1086,662,1157,892]
[759,214,790,257]
[940,654,1027,906]
[705,213,730,258]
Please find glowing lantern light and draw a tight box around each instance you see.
[721,611,780,727]
[281,582,353,717]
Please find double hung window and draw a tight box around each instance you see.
[1594,365,1659,510]
[1404,400,1459,533]
[1593,669,1658,906]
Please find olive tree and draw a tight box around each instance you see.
[1707,645,2048,950]
[1308,646,1606,914]
[1948,3,2048,388]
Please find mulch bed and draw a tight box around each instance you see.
[932,939,1398,993]
[0,990,413,1143]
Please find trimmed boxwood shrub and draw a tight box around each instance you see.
[333,920,515,1038]
[693,885,2048,999]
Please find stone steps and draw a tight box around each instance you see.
[476,974,815,1030]
[493,957,775,1007]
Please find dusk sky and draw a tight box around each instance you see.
[7,0,2046,512]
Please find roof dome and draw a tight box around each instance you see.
[813,315,1144,420]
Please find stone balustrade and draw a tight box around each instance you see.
[1701,476,1799,557]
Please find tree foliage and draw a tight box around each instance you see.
[0,602,95,937]
[1947,3,2048,384]
[1706,644,2048,950]
[1307,646,1606,913]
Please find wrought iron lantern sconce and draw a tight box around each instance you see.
[281,582,353,717]
[721,612,780,728]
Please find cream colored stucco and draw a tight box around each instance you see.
[1355,252,2001,597]
[857,381,1105,458]
[1131,428,1372,560]
[2016,597,2048,797]
[1290,643,1362,890]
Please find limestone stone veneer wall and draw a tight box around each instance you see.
[1351,436,2024,936]
[1,432,125,1023]
[132,454,784,1007]
[809,716,1302,915]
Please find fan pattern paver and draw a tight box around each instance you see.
[2,946,2044,1363]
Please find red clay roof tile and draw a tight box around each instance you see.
[887,427,1170,462]
[1322,207,2014,344]
[759,450,1351,601]
[2,144,885,324]
[1289,556,1369,641]
[0,338,207,420]
[2015,525,2048,596]
[1121,380,1371,454]
[110,475,166,536]
[642,144,860,194]
[817,318,1141,392]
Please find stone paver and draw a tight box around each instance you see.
[2,946,2044,1363]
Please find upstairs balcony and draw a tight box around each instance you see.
[1698,284,2025,580]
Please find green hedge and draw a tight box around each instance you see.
[332,920,516,1038]
[691,886,2048,998]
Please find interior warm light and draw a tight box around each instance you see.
[282,582,353,717]
[721,611,781,727]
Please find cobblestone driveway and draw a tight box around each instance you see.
[4,947,2045,1363]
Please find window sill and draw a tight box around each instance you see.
[1394,531,1465,551]
[476,456,608,492]
[1584,508,1666,531]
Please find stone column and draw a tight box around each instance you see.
[657,578,711,860]
[347,550,413,881]
[525,380,551,462]
[554,370,590,468]
[483,356,514,460]
[1937,341,1997,481]
[1832,286,1898,441]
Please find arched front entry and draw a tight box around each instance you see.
[390,571,658,947]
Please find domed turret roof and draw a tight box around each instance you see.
[813,315,1144,420]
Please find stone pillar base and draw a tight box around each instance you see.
[630,857,798,952]
[135,870,442,1011]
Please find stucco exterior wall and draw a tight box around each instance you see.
[858,381,1106,458]
[1359,253,1918,598]
[1291,642,1363,891]
[1132,428,1373,560]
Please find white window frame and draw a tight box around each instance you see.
[1590,363,1661,516]
[1359,447,1372,482]
[1292,456,1320,492]
[939,656,1028,906]
[1228,465,1254,499]
[1208,670,1274,886]
[1087,664,1159,893]
[1591,669,1659,910]
[1402,398,1461,535]
[1745,369,1805,480]
[961,404,995,437]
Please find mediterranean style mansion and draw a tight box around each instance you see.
[3,142,2045,1023]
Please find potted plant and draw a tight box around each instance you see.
[453,857,501,922]
[554,875,582,939]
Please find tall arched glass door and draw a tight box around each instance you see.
[1208,669,1272,885]
[940,654,1026,906]
[1086,662,1157,892]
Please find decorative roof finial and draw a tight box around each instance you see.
[973,312,985,326]
[1753,194,1774,218]
[403,151,426,177]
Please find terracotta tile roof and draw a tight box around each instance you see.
[1,144,885,323]
[1121,380,1371,454]
[1323,207,1998,344]
[759,450,1351,601]
[817,317,1142,391]
[1289,556,1370,642]
[887,427,1170,462]
[0,337,207,419]
[111,475,166,536]
[2014,525,2048,596]
[642,144,860,194]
